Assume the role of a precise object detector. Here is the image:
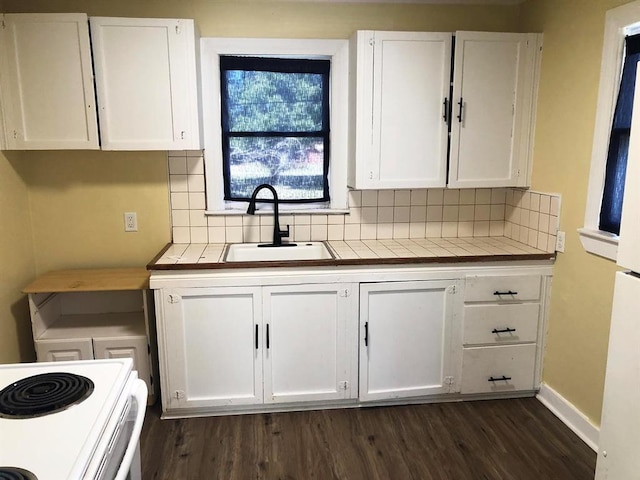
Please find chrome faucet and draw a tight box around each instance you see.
[246,184,294,247]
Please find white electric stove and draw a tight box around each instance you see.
[0,358,147,480]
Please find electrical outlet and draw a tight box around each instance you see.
[124,212,138,232]
[556,230,566,253]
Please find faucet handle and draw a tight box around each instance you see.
[279,225,290,239]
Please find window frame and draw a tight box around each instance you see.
[581,1,640,260]
[201,37,349,214]
[219,55,331,204]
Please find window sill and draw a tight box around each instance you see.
[205,208,350,216]
[578,227,618,261]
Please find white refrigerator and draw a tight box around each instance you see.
[595,67,640,480]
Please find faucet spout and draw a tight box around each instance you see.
[246,184,292,247]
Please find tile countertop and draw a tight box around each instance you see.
[148,237,555,270]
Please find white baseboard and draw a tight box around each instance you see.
[536,383,599,452]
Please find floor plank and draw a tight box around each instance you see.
[140,398,596,480]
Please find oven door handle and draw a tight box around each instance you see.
[114,379,148,480]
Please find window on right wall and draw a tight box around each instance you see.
[599,34,640,236]
[580,1,640,260]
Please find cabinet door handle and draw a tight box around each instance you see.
[364,322,369,347]
[255,324,259,350]
[493,290,518,296]
[488,376,512,382]
[266,324,270,349]
[491,327,517,334]
[442,97,449,124]
[457,97,464,122]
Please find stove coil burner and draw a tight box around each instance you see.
[0,467,38,480]
[0,372,94,419]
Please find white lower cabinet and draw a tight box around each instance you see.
[359,280,462,401]
[152,264,551,417]
[460,273,548,394]
[263,284,357,403]
[157,283,357,413]
[161,286,263,409]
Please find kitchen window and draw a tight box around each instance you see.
[220,56,330,204]
[201,38,349,213]
[580,1,640,260]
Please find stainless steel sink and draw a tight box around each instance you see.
[224,242,334,262]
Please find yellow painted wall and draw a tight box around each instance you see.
[17,151,171,273]
[519,0,629,425]
[3,0,520,38]
[0,152,36,363]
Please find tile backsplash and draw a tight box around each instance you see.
[167,151,561,253]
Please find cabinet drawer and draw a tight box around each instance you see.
[461,344,536,394]
[464,275,541,302]
[36,338,94,362]
[463,303,539,345]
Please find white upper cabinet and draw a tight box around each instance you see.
[349,31,452,190]
[90,17,202,150]
[0,13,99,149]
[448,32,542,188]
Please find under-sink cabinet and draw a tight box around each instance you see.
[155,283,358,413]
[150,263,551,417]
[23,268,158,404]
[359,280,462,401]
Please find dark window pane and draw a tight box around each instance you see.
[224,70,325,132]
[227,137,326,201]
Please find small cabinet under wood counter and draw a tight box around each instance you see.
[23,268,158,404]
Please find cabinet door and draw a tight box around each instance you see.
[350,31,451,189]
[448,32,540,188]
[35,338,94,362]
[359,280,461,401]
[93,335,152,399]
[263,283,358,403]
[90,17,201,150]
[158,287,263,410]
[0,13,99,149]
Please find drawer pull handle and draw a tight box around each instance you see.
[493,290,518,296]
[488,376,512,382]
[492,327,517,334]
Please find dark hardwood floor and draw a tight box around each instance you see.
[140,398,596,480]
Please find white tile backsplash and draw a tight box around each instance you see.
[166,152,560,253]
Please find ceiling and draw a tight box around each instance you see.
[280,0,524,4]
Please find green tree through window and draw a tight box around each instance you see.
[220,56,330,203]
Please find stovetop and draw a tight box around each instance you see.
[0,359,133,480]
